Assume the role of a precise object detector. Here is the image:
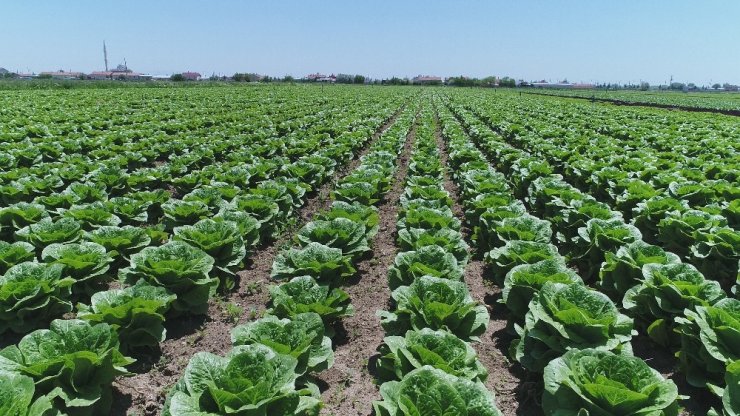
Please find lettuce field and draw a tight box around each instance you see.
[0,85,737,416]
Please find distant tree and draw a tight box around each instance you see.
[283,75,295,83]
[260,76,272,83]
[639,81,650,91]
[354,74,366,84]
[447,76,477,87]
[384,77,409,86]
[499,77,516,88]
[687,83,697,90]
[38,73,52,80]
[171,73,185,82]
[669,82,685,90]
[481,76,497,87]
[723,83,738,92]
[712,83,721,90]
[336,74,354,84]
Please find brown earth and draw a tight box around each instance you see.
[317,109,418,416]
[111,107,405,416]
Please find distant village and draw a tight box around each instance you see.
[0,65,603,89]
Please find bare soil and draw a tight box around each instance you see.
[434,111,543,416]
[317,111,417,416]
[111,108,405,416]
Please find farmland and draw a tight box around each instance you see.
[0,84,737,416]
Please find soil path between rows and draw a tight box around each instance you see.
[433,106,543,416]
[317,108,418,416]
[111,106,406,416]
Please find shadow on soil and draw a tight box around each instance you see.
[631,334,720,415]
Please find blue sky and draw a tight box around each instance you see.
[1,0,738,84]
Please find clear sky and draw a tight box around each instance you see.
[1,0,738,85]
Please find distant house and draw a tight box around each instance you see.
[181,72,201,81]
[531,82,574,89]
[89,71,151,81]
[305,73,325,81]
[412,75,442,85]
[316,74,336,83]
[89,63,151,81]
[40,70,84,80]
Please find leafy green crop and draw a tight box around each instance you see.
[83,225,151,261]
[0,319,134,415]
[162,199,211,230]
[162,344,320,416]
[0,202,50,231]
[77,279,176,352]
[485,241,560,286]
[0,241,36,274]
[0,371,60,416]
[174,219,246,290]
[120,241,217,315]
[15,217,83,249]
[397,206,461,232]
[41,242,113,295]
[296,218,370,260]
[708,360,740,416]
[376,328,487,383]
[0,262,73,334]
[388,245,464,289]
[379,275,489,341]
[232,312,333,375]
[501,259,583,321]
[624,262,726,346]
[542,348,680,416]
[512,282,634,372]
[318,201,379,239]
[675,298,740,390]
[268,276,354,325]
[574,218,642,280]
[398,227,469,264]
[213,209,260,249]
[272,242,356,284]
[598,241,681,299]
[373,366,501,416]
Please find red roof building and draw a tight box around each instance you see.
[181,72,201,81]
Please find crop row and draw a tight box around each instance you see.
[159,103,417,414]
[529,89,740,112]
[0,89,409,415]
[439,95,738,415]
[372,104,503,415]
[448,92,738,290]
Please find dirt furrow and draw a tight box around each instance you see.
[111,106,406,416]
[318,110,418,416]
[433,108,544,416]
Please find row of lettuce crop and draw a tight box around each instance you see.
[452,91,738,291]
[440,95,738,415]
[529,89,740,112]
[373,105,503,415]
[436,99,689,415]
[0,87,412,415]
[160,102,417,414]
